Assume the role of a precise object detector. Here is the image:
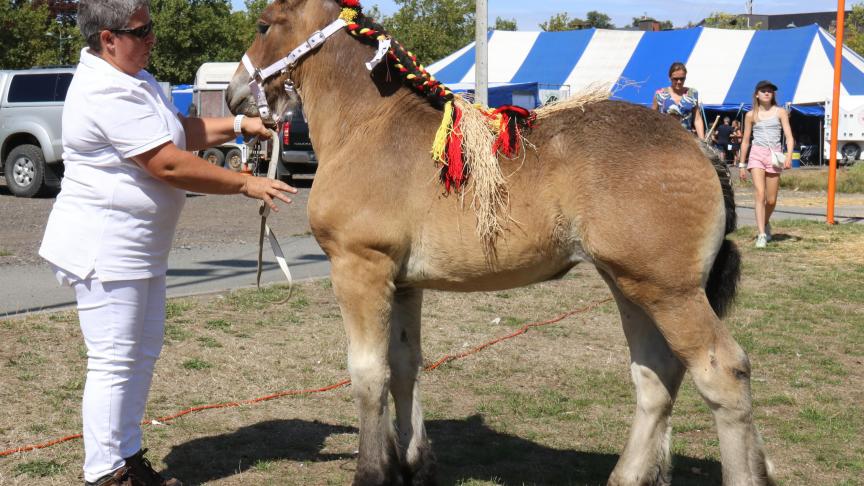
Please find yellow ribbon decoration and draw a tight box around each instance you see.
[431,100,454,165]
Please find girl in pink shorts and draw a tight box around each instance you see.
[747,145,784,174]
[738,80,795,248]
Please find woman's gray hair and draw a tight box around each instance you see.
[78,0,150,52]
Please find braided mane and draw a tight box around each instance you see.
[337,0,453,109]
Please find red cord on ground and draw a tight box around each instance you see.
[0,298,610,458]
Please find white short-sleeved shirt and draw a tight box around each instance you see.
[39,48,187,282]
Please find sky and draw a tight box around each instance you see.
[232,0,848,30]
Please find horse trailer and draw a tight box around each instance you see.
[824,97,864,164]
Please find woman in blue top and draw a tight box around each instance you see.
[652,62,705,139]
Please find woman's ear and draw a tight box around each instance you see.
[99,30,115,53]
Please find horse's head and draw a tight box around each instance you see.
[226,0,342,119]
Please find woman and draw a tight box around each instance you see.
[738,80,794,248]
[38,1,296,484]
[652,62,705,139]
[730,119,743,165]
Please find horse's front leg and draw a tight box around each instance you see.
[389,287,436,485]
[330,253,400,486]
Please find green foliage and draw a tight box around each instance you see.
[205,318,232,331]
[382,0,474,65]
[702,11,758,30]
[585,10,613,29]
[148,0,252,84]
[843,3,864,57]
[494,16,517,31]
[13,460,64,477]
[0,1,64,68]
[539,12,585,32]
[182,357,212,370]
[779,164,864,193]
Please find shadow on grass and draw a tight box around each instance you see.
[162,418,357,483]
[163,414,721,485]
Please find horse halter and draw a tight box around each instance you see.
[240,17,390,123]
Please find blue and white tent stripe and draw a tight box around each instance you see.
[427,25,864,110]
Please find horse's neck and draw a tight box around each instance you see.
[294,35,438,161]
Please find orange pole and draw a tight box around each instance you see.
[827,1,845,224]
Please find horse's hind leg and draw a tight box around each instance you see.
[641,289,775,486]
[601,273,685,486]
[388,287,436,485]
[330,255,400,486]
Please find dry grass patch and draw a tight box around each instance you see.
[1,220,862,485]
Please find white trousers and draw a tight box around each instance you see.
[66,273,167,482]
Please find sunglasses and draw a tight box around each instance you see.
[671,76,686,82]
[109,20,153,38]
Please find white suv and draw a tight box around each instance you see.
[0,67,74,197]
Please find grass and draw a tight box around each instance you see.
[0,249,12,257]
[12,460,64,478]
[779,163,864,192]
[0,220,861,485]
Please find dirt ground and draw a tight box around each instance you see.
[0,176,314,266]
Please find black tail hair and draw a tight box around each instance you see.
[703,143,741,318]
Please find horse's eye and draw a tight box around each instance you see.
[257,23,270,34]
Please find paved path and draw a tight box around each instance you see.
[734,188,864,226]
[2,190,862,318]
[0,236,328,318]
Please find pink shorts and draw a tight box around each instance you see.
[747,145,783,174]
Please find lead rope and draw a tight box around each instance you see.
[256,130,293,295]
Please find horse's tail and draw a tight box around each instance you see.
[702,142,741,319]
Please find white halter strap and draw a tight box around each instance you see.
[241,18,347,121]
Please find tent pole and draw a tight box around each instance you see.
[827,1,845,224]
[475,0,488,106]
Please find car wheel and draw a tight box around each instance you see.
[202,148,225,167]
[225,148,243,172]
[841,143,860,165]
[4,144,46,198]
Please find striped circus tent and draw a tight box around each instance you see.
[427,24,864,113]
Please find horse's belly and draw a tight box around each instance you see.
[399,238,592,291]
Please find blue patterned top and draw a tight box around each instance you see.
[655,87,699,131]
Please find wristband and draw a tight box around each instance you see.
[738,163,746,168]
[233,114,245,136]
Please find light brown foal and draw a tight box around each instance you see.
[226,1,775,484]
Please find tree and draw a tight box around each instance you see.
[382,0,474,65]
[585,10,613,29]
[494,16,517,31]
[148,0,251,84]
[539,12,585,32]
[843,3,864,57]
[0,0,60,69]
[702,12,757,30]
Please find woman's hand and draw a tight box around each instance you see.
[784,154,793,170]
[739,167,748,182]
[240,176,298,211]
[241,116,272,139]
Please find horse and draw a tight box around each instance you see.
[226,1,775,484]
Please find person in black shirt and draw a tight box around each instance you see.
[713,116,733,163]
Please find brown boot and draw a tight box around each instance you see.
[84,449,181,486]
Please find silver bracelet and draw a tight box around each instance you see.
[233,114,245,136]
